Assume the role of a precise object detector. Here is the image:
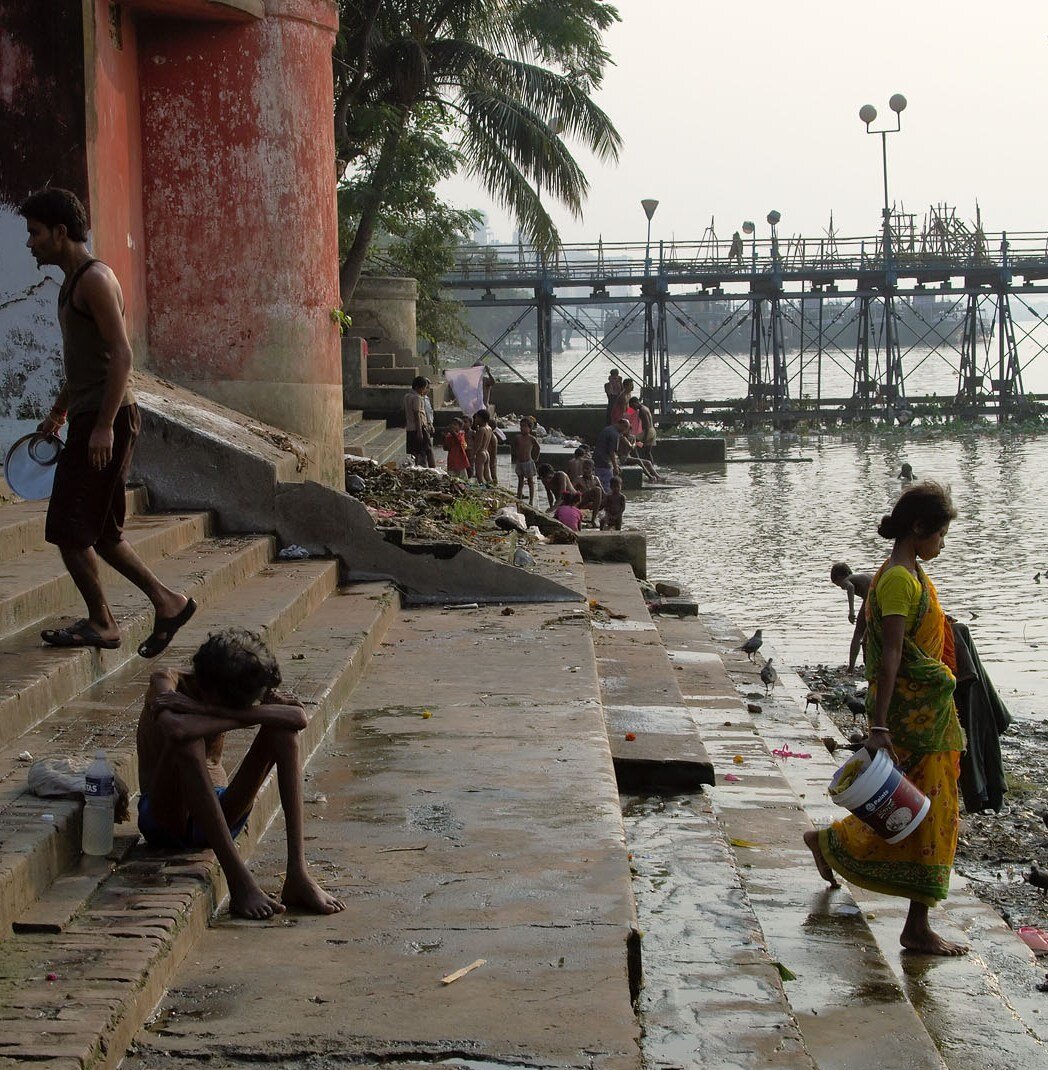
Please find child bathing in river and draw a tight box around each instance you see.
[830,562,873,673]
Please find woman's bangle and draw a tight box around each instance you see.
[869,726,891,734]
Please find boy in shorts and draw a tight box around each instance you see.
[513,417,541,504]
[600,476,626,530]
[137,628,344,920]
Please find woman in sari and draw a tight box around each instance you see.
[805,482,968,955]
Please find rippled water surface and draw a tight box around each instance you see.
[629,431,1048,722]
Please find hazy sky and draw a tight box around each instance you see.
[439,0,1048,248]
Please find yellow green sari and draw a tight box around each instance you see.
[819,562,965,906]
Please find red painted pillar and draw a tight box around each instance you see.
[134,0,344,487]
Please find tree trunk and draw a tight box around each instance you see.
[339,115,407,304]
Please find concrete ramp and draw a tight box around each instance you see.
[130,371,580,606]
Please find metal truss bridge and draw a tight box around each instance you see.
[440,213,1048,424]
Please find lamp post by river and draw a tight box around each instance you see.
[858,93,908,418]
[859,93,907,270]
[742,220,756,274]
[641,198,659,276]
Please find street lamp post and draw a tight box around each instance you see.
[742,220,756,274]
[641,198,659,276]
[859,94,907,270]
[859,93,908,419]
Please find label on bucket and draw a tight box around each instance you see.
[858,764,927,842]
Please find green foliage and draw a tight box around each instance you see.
[330,308,354,335]
[334,0,623,299]
[448,497,487,527]
[338,113,482,350]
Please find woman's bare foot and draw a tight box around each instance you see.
[803,829,841,888]
[900,901,968,955]
[900,920,968,955]
[281,870,345,915]
[230,878,286,920]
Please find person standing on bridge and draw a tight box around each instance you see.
[805,483,968,956]
[22,188,195,657]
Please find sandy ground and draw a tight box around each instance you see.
[799,664,1048,936]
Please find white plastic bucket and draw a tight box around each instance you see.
[829,747,931,844]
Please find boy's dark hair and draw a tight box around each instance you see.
[19,188,89,242]
[411,375,430,390]
[830,562,852,583]
[561,491,581,506]
[610,476,622,489]
[621,378,635,391]
[537,463,554,478]
[474,409,490,425]
[520,417,532,430]
[878,481,956,540]
[574,446,587,457]
[192,628,282,709]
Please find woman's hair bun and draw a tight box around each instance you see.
[877,514,899,539]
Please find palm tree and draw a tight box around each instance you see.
[335,0,622,301]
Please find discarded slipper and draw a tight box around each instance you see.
[137,597,197,659]
[41,619,120,650]
[1018,927,1048,955]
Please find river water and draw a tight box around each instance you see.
[491,345,1048,725]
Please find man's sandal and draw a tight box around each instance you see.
[137,598,197,659]
[41,619,121,650]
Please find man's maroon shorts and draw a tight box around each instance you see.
[45,404,140,549]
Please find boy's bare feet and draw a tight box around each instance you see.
[230,877,287,920]
[281,870,346,914]
[803,829,841,888]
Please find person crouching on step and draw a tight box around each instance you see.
[136,628,344,920]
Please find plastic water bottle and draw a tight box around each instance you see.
[82,750,115,856]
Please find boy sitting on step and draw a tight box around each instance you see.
[136,628,344,920]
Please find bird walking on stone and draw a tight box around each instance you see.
[845,694,866,722]
[760,659,778,694]
[1027,863,1048,896]
[740,629,763,662]
[805,692,824,714]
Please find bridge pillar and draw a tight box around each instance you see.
[535,279,554,408]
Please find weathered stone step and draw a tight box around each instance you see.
[584,561,713,790]
[122,592,641,1070]
[342,408,364,430]
[0,533,276,753]
[0,582,399,1070]
[343,417,388,451]
[0,486,149,565]
[657,614,951,1070]
[366,425,407,465]
[704,620,1048,1070]
[0,509,212,641]
[625,792,815,1069]
[0,557,339,937]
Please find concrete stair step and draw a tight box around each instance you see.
[0,556,339,937]
[701,618,1048,1070]
[363,351,397,368]
[583,561,713,791]
[366,426,408,466]
[656,614,951,1070]
[0,582,399,1067]
[121,593,641,1069]
[0,509,212,641]
[342,417,388,451]
[0,486,150,565]
[0,534,276,753]
[366,366,423,386]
